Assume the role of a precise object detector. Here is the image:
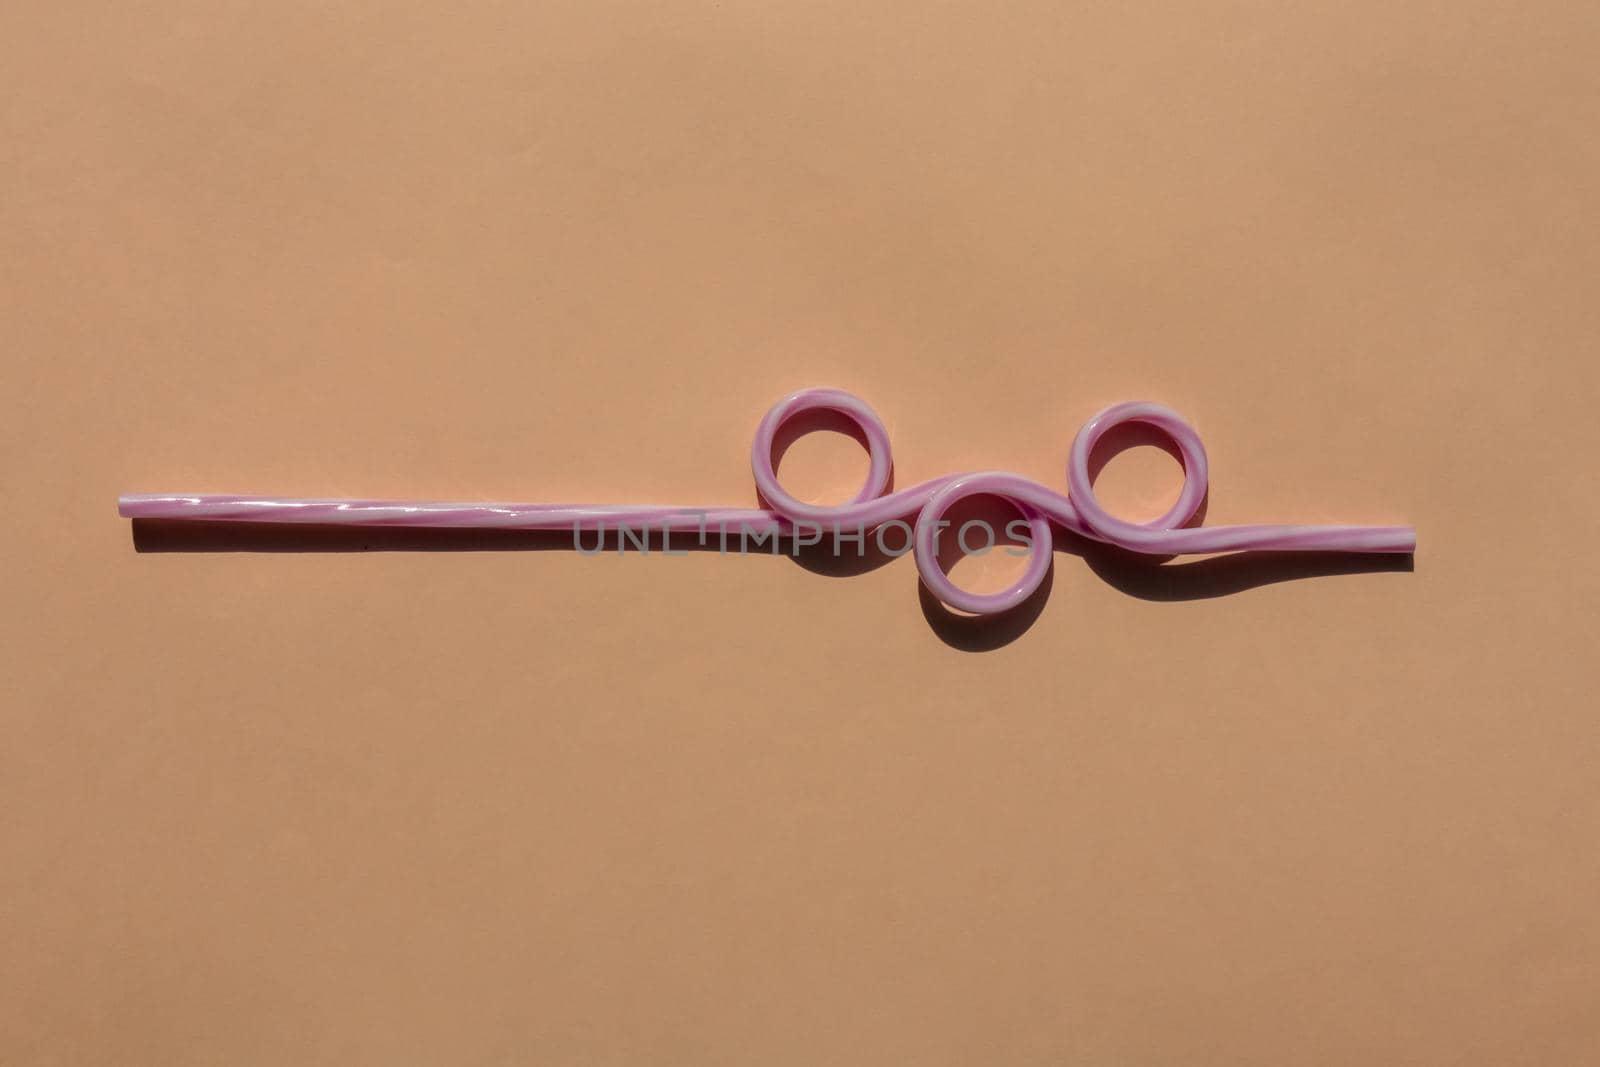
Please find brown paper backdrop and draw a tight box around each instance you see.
[4,2,1598,1063]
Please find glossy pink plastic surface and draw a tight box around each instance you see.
[119,387,1415,616]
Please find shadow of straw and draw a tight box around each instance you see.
[127,414,1411,649]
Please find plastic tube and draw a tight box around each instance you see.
[119,387,1415,616]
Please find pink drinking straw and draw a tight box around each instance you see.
[119,387,1415,616]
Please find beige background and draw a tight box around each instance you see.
[4,2,1598,1063]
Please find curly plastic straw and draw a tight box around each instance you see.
[119,387,1414,616]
